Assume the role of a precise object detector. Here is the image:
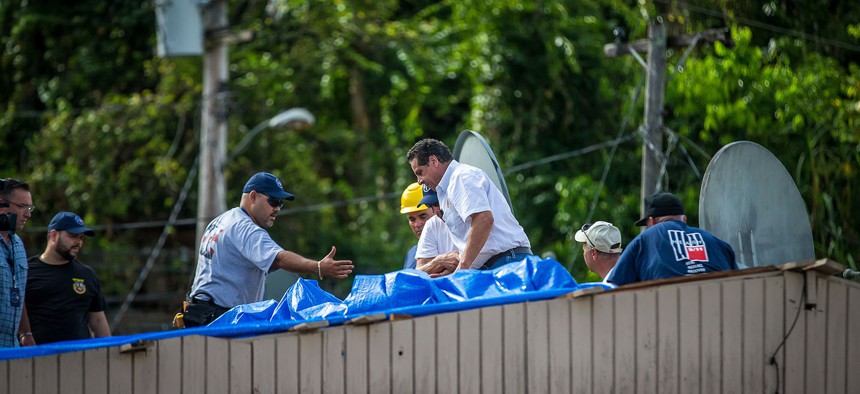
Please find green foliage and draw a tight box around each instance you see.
[1,0,859,330]
[667,25,860,268]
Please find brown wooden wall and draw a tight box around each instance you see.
[1,269,858,394]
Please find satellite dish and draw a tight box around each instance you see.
[699,141,814,268]
[453,130,513,208]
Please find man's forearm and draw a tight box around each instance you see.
[459,211,493,269]
[88,311,111,338]
[272,250,317,275]
[417,251,459,274]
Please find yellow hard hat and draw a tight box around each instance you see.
[400,182,428,214]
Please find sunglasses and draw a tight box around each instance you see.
[266,196,284,209]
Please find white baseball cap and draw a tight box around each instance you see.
[574,221,623,254]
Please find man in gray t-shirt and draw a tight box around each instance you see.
[186,172,354,327]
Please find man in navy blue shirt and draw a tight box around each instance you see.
[606,192,737,286]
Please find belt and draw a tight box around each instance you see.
[187,293,229,311]
[482,247,532,270]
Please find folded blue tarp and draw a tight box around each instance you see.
[0,256,612,360]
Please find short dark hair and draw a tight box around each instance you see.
[407,139,453,166]
[0,178,29,200]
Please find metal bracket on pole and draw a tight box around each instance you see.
[628,46,649,71]
[666,33,701,85]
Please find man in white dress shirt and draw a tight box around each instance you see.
[407,138,531,270]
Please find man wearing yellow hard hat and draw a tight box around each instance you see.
[400,183,434,269]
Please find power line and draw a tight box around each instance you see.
[504,132,638,175]
[657,0,860,53]
[21,133,645,235]
[566,74,646,273]
[587,75,645,221]
[110,154,200,330]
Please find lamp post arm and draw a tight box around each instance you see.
[226,107,316,163]
[228,118,274,163]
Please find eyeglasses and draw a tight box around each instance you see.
[580,223,595,249]
[5,200,34,213]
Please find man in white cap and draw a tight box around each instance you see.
[185,172,354,327]
[574,221,623,281]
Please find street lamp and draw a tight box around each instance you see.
[196,107,316,245]
[228,107,316,161]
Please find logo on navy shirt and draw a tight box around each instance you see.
[668,230,709,274]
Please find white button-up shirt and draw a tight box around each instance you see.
[436,160,530,268]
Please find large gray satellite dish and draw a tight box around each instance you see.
[699,141,814,268]
[453,130,513,208]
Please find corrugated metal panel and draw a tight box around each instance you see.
[846,286,860,391]
[84,347,108,394]
[678,283,700,393]
[785,271,806,394]
[275,333,299,393]
[3,269,860,394]
[479,306,503,393]
[825,281,848,394]
[547,298,571,393]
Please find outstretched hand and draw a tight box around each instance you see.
[320,246,354,279]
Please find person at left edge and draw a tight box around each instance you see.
[186,172,354,327]
[26,212,110,344]
[0,178,35,347]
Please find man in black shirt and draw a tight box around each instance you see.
[26,212,109,343]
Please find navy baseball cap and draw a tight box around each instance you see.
[635,192,685,226]
[48,212,95,236]
[417,184,439,207]
[242,172,295,200]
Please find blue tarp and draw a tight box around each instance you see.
[0,256,612,360]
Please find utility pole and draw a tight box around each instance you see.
[642,20,666,211]
[197,0,229,246]
[604,20,733,216]
[196,1,252,245]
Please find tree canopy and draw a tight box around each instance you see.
[1,0,858,331]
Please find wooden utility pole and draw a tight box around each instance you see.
[642,21,666,211]
[197,0,229,245]
[604,20,733,216]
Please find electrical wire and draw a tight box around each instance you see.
[503,132,638,175]
[588,75,646,223]
[109,155,200,331]
[653,127,680,192]
[656,0,860,53]
[664,127,705,179]
[767,273,807,394]
[565,74,646,273]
